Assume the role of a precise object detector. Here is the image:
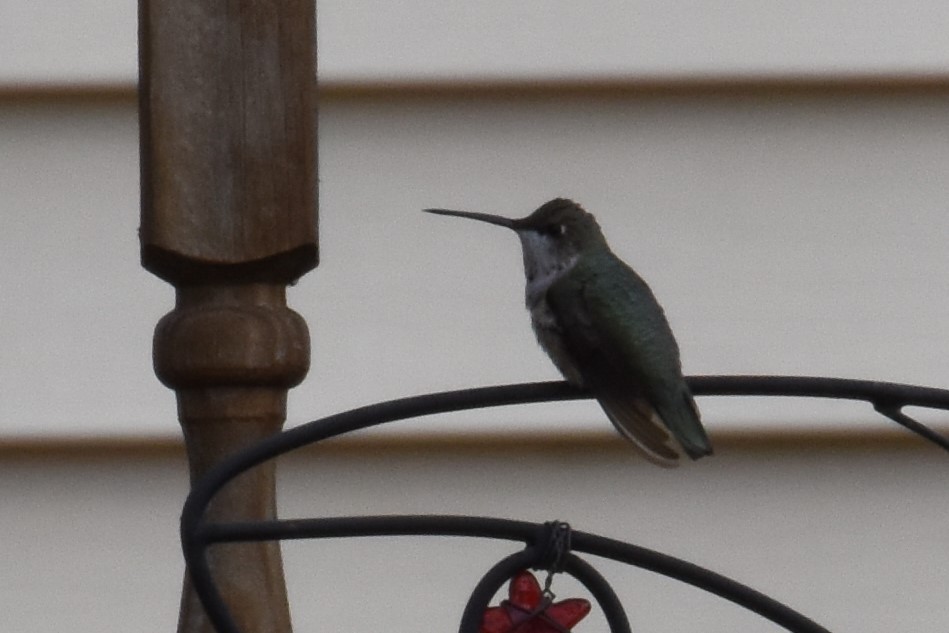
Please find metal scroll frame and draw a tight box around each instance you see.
[180,376,949,633]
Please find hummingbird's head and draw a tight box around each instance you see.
[512,198,606,284]
[424,198,606,286]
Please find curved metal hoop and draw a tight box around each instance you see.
[181,376,949,633]
[458,547,632,633]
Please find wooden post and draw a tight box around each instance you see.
[138,1,317,632]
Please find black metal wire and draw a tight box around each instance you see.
[559,555,632,633]
[690,376,949,452]
[458,548,546,633]
[181,376,949,633]
[200,514,832,633]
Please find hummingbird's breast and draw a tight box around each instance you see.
[524,255,579,309]
[517,231,584,385]
[529,297,585,386]
[524,258,586,387]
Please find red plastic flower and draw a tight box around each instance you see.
[480,570,591,633]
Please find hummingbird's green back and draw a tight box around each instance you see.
[545,248,712,463]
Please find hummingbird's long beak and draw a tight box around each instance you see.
[423,208,516,229]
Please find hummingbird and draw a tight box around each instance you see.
[424,198,712,467]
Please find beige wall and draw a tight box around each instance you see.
[3,89,949,436]
[6,1,949,83]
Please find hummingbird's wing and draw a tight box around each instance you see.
[545,252,710,466]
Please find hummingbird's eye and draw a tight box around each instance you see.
[542,224,566,238]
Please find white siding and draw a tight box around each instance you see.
[3,5,949,632]
[2,92,949,436]
[4,1,949,84]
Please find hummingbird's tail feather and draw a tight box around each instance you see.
[655,389,713,460]
[594,392,684,468]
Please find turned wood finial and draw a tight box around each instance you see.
[138,1,317,632]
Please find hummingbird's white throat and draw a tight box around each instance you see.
[518,230,579,308]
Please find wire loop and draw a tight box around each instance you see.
[181,376,949,633]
